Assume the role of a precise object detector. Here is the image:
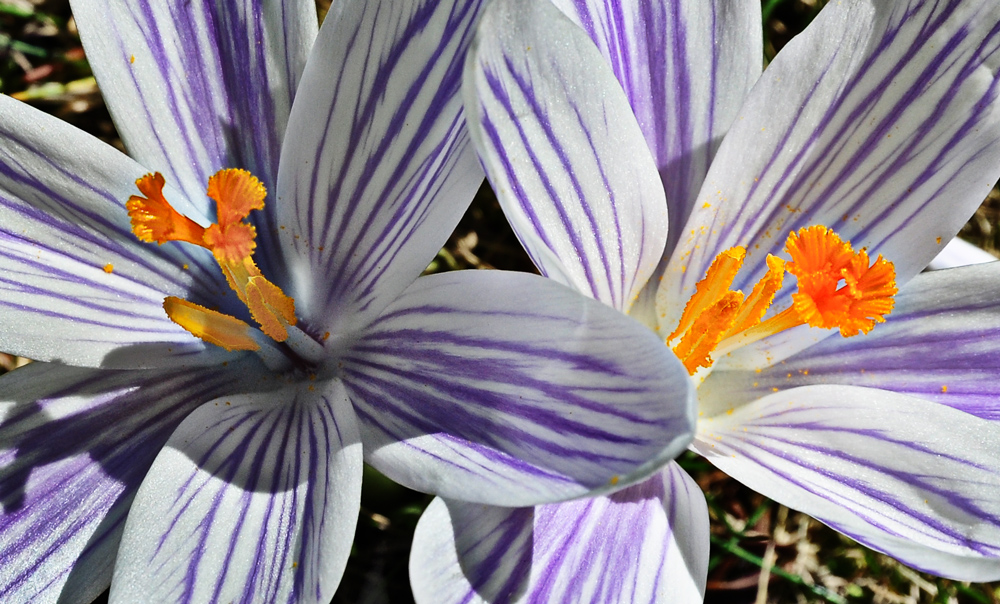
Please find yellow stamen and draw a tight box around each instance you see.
[673,291,743,374]
[163,297,259,351]
[670,225,896,375]
[128,169,298,348]
[669,247,745,343]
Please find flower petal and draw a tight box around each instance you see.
[464,0,666,313]
[111,380,363,604]
[927,237,996,270]
[0,96,229,368]
[0,360,245,603]
[661,0,1000,331]
[71,0,317,244]
[410,462,708,604]
[276,0,486,332]
[550,0,761,254]
[701,263,1000,420]
[341,270,694,506]
[694,385,1000,581]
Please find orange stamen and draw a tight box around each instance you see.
[127,169,298,348]
[669,225,896,375]
[669,247,745,343]
[673,291,743,374]
[723,254,785,338]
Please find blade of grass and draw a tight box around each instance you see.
[710,534,848,604]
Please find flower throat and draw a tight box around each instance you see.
[668,225,897,375]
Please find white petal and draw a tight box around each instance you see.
[926,237,996,270]
[342,270,694,506]
[71,0,317,238]
[0,361,246,603]
[551,0,761,254]
[410,462,708,604]
[660,0,1000,333]
[695,385,1000,581]
[277,0,487,332]
[464,0,667,312]
[111,380,363,604]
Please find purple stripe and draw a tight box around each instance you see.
[0,365,237,600]
[288,0,485,321]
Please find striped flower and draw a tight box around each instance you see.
[412,0,1000,601]
[0,1,697,602]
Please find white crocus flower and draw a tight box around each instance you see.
[412,1,1000,602]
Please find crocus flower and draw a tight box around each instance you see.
[411,0,1000,601]
[0,0,697,601]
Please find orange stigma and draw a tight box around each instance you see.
[127,169,297,351]
[669,225,896,375]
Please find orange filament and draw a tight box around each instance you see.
[669,225,896,374]
[127,169,297,346]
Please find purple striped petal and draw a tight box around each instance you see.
[927,237,996,270]
[701,263,1000,421]
[694,385,1000,581]
[341,270,694,506]
[276,0,487,333]
[0,96,229,368]
[465,0,666,313]
[551,0,761,255]
[0,361,243,603]
[410,462,708,604]
[660,0,1000,333]
[110,380,362,604]
[71,0,317,258]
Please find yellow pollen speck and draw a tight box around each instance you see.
[182,263,189,270]
[103,263,114,273]
[702,202,711,209]
[323,331,331,341]
[936,236,942,244]
[726,408,733,415]
[772,387,779,392]
[609,475,620,486]
[942,385,948,393]
[129,54,135,64]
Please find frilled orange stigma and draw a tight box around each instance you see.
[786,226,897,337]
[127,169,297,346]
[669,225,896,375]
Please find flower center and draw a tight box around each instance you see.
[668,225,897,375]
[127,169,297,353]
